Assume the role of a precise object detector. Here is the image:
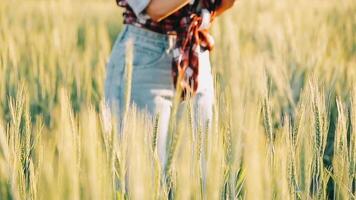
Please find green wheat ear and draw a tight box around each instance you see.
[263,97,274,155]
[163,65,187,192]
[312,89,322,155]
[152,113,160,153]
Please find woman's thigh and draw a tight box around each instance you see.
[191,49,215,130]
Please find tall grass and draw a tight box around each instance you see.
[0,0,355,199]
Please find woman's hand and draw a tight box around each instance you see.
[216,0,237,16]
[145,0,191,22]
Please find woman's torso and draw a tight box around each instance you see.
[116,0,202,34]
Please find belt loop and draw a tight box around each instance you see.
[167,31,177,53]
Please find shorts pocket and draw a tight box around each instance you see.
[132,41,167,69]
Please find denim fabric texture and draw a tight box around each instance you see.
[104,24,214,167]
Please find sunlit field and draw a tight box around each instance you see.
[0,0,355,199]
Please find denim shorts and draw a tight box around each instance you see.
[104,24,215,166]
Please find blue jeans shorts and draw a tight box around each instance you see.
[104,24,215,166]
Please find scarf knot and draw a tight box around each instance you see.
[171,8,218,99]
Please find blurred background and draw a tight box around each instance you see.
[0,0,355,199]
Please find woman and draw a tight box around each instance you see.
[105,0,236,167]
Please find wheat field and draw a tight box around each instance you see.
[0,0,355,199]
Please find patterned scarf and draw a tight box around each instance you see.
[116,0,221,99]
